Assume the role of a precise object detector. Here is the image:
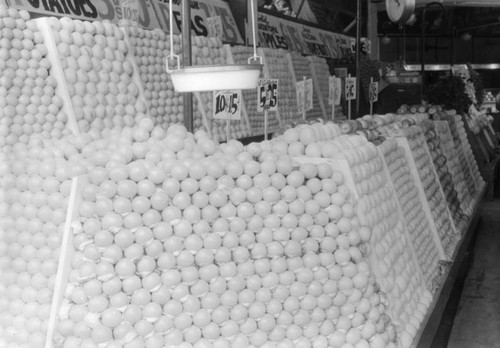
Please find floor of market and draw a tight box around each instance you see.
[431,198,500,347]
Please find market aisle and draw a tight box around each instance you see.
[447,200,500,347]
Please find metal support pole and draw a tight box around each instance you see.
[182,0,194,132]
[355,0,361,118]
[421,2,445,98]
[420,8,426,94]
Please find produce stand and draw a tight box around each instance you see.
[0,2,498,348]
[411,186,485,347]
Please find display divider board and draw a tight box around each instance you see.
[120,26,154,120]
[417,131,458,236]
[434,121,474,216]
[258,47,285,128]
[375,145,427,290]
[222,45,252,134]
[461,113,491,179]
[307,56,328,119]
[445,113,480,198]
[376,143,443,284]
[452,115,484,195]
[45,175,87,348]
[193,92,214,140]
[395,137,448,261]
[35,17,79,136]
[285,53,298,94]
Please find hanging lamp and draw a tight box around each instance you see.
[166,0,262,92]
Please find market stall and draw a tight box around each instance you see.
[0,1,496,348]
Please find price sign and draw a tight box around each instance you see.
[206,16,223,39]
[369,81,379,102]
[305,78,313,111]
[328,76,342,106]
[257,79,279,112]
[213,90,241,120]
[345,77,356,101]
[296,80,305,113]
[296,78,313,113]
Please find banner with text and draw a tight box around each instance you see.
[249,11,352,59]
[7,0,160,29]
[151,0,243,44]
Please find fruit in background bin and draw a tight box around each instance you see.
[397,105,409,114]
[49,17,147,134]
[122,23,202,131]
[260,48,298,125]
[0,7,69,150]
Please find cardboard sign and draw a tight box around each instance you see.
[151,0,243,44]
[305,78,313,111]
[213,90,242,120]
[297,78,313,113]
[296,80,305,113]
[257,79,279,112]
[328,76,342,106]
[7,0,160,29]
[345,77,356,101]
[369,81,379,102]
[247,10,353,59]
[121,0,139,22]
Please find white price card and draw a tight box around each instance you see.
[206,16,223,39]
[369,81,379,102]
[345,77,356,101]
[213,90,242,120]
[257,79,279,112]
[296,79,313,113]
[305,78,313,111]
[121,0,139,22]
[296,80,305,113]
[329,76,342,106]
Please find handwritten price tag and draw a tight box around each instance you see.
[257,79,279,112]
[305,78,313,111]
[213,90,241,120]
[369,81,379,102]
[296,78,313,113]
[296,80,305,113]
[345,77,356,101]
[329,76,342,106]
